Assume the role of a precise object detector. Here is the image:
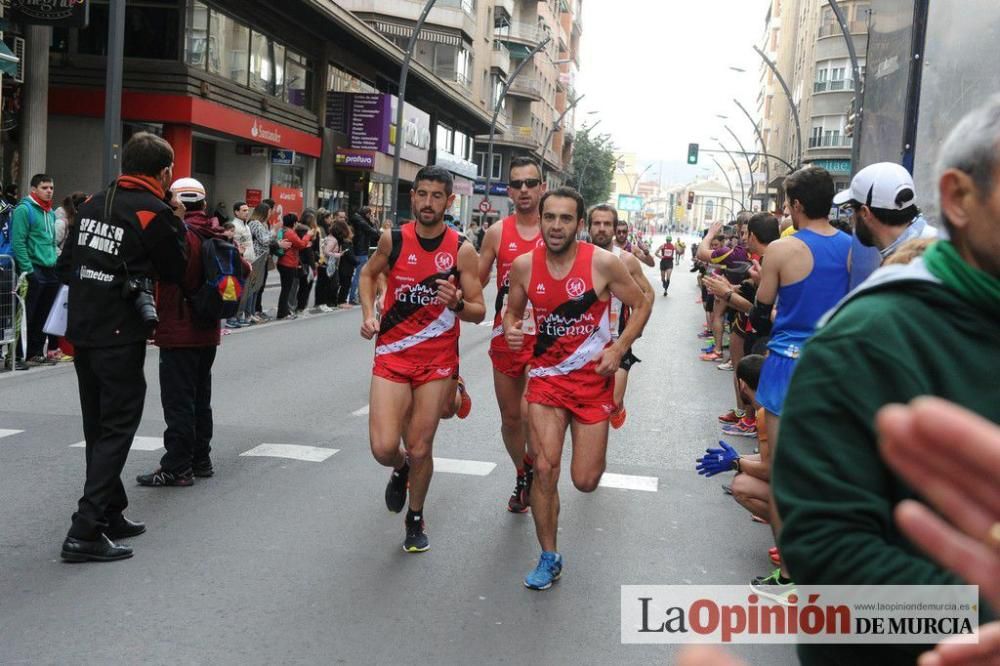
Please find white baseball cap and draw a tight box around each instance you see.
[833,162,916,211]
[170,177,206,203]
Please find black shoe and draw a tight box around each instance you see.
[385,462,409,513]
[192,459,214,478]
[61,534,133,562]
[507,474,529,513]
[403,515,429,553]
[103,515,146,540]
[136,468,194,487]
[8,359,29,371]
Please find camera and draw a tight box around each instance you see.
[122,276,158,331]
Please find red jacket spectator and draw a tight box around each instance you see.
[277,225,312,269]
[154,209,247,347]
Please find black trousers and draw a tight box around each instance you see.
[296,267,314,311]
[69,342,147,540]
[254,264,269,314]
[159,346,216,473]
[23,267,60,359]
[276,264,298,318]
[326,271,340,307]
[314,270,330,307]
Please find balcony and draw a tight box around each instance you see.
[507,76,542,100]
[494,0,514,22]
[436,67,473,98]
[491,40,511,76]
[808,135,852,149]
[345,0,478,41]
[504,124,538,147]
[495,21,545,47]
[819,20,868,38]
[814,79,855,93]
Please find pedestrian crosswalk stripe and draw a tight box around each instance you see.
[598,472,659,492]
[240,443,339,462]
[433,457,496,476]
[351,404,370,416]
[0,429,24,439]
[70,436,164,451]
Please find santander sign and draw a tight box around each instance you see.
[250,118,283,145]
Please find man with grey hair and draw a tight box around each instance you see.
[770,99,1000,664]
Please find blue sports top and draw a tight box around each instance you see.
[767,228,852,359]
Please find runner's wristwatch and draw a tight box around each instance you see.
[450,297,465,313]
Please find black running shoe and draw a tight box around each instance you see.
[507,474,529,513]
[192,459,214,478]
[385,462,409,513]
[403,515,429,553]
[136,468,194,487]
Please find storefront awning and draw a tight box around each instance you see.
[503,43,532,59]
[373,21,461,47]
[0,41,19,77]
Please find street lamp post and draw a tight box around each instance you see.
[752,45,803,169]
[102,0,126,184]
[540,93,585,182]
[733,99,771,209]
[715,141,747,211]
[710,157,739,214]
[827,0,864,175]
[724,125,756,201]
[391,0,438,226]
[482,35,552,216]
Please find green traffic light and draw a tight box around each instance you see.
[687,142,699,165]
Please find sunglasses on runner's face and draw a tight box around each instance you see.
[510,178,541,190]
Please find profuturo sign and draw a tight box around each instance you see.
[11,0,89,28]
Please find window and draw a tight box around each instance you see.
[249,31,273,94]
[476,152,502,179]
[437,124,455,154]
[81,0,180,59]
[455,130,469,160]
[285,49,310,107]
[328,64,377,94]
[704,200,715,221]
[208,9,250,86]
[273,42,287,100]
[184,0,209,67]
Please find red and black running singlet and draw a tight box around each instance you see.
[492,215,544,343]
[376,223,461,366]
[527,242,612,379]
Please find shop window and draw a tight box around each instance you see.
[208,9,250,86]
[285,50,311,107]
[193,139,216,176]
[80,0,180,60]
[249,31,273,94]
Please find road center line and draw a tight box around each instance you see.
[240,443,339,462]
[598,472,659,492]
[433,457,497,476]
[0,429,24,439]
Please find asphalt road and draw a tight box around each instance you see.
[0,241,795,665]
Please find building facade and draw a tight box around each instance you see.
[755,0,869,201]
[0,0,498,225]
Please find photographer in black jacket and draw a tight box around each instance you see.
[56,132,187,562]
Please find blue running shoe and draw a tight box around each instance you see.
[524,551,563,590]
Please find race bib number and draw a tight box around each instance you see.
[501,293,536,335]
[609,297,622,341]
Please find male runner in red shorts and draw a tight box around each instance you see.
[586,207,653,428]
[360,165,485,553]
[477,156,546,513]
[504,187,651,589]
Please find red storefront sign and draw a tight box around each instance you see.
[245,188,262,208]
[270,186,303,218]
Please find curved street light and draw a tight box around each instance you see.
[540,94,585,181]
[710,157,739,213]
[733,98,772,209]
[391,0,438,225]
[714,140,747,210]
[724,124,756,200]
[753,44,803,169]
[827,0,864,175]
[482,35,552,214]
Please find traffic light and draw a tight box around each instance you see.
[687,143,699,165]
[686,191,695,210]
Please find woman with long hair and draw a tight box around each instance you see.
[295,209,319,313]
[246,202,275,321]
[276,213,312,319]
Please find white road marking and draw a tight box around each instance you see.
[351,404,370,416]
[433,457,497,476]
[70,436,163,451]
[598,472,659,492]
[0,429,24,439]
[240,444,339,462]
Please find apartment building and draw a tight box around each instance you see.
[756,0,869,200]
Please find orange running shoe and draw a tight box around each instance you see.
[609,405,627,429]
[456,376,472,419]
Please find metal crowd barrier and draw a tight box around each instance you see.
[0,255,17,362]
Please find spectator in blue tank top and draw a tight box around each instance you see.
[745,165,851,595]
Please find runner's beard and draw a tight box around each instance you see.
[545,232,575,255]
[417,209,443,227]
[591,233,613,250]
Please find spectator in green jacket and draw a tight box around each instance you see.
[771,97,1000,665]
[11,173,59,365]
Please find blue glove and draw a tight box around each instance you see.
[695,441,740,477]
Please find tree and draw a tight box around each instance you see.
[567,126,616,207]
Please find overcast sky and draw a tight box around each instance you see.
[575,0,772,183]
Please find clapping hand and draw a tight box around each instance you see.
[435,275,462,310]
[695,441,739,477]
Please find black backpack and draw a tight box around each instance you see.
[191,237,245,321]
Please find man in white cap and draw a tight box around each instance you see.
[833,162,938,262]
